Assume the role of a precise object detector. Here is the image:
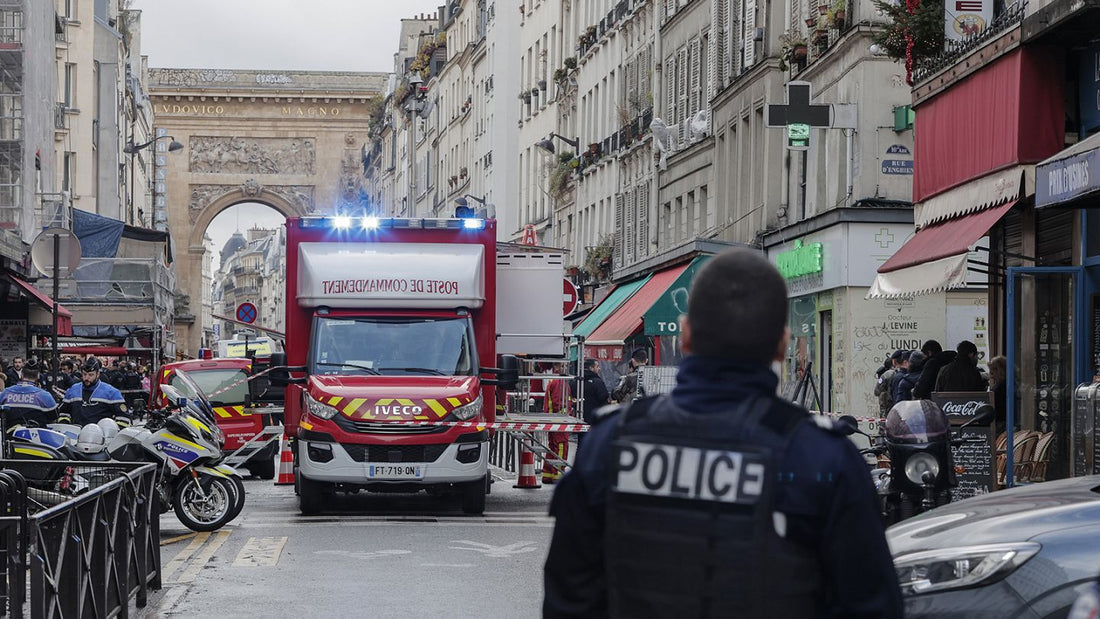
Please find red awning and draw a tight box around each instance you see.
[60,346,128,356]
[913,47,1064,204]
[869,201,1015,298]
[586,263,691,345]
[5,273,73,335]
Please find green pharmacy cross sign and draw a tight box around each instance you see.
[766,82,833,152]
[776,239,824,279]
[788,123,810,149]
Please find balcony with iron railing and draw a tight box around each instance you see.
[912,0,1027,86]
[54,103,68,131]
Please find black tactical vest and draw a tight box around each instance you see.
[604,394,823,618]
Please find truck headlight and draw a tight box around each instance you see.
[451,396,483,421]
[894,542,1040,596]
[304,393,339,420]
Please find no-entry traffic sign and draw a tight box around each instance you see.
[563,279,579,316]
[236,302,258,324]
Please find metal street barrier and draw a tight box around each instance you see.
[0,460,160,618]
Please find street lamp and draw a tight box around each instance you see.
[124,135,182,228]
[535,133,580,154]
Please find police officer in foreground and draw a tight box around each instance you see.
[543,248,903,618]
[0,359,58,429]
[58,357,131,427]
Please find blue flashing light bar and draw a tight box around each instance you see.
[297,217,487,230]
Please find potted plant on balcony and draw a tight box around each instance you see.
[827,0,847,29]
[564,56,577,70]
[818,3,829,14]
[778,30,808,71]
[519,89,531,104]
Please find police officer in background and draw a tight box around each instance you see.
[543,248,903,618]
[58,357,131,427]
[0,359,58,429]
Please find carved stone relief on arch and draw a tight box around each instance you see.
[189,136,316,175]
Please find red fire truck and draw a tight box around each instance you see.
[154,357,281,479]
[272,215,559,515]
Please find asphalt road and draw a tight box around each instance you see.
[144,468,557,618]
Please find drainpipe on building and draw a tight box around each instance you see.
[650,3,662,250]
[845,128,854,207]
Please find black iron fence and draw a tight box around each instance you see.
[0,461,160,618]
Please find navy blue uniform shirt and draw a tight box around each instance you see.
[543,355,903,618]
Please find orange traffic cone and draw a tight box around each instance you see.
[514,444,542,489]
[275,434,295,486]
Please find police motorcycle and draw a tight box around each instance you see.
[839,401,994,525]
[115,386,245,531]
[1,417,124,506]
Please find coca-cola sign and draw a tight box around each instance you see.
[932,391,993,421]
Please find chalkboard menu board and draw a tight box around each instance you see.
[1072,383,1100,476]
[932,392,995,501]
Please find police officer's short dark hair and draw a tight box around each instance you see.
[584,358,599,371]
[630,349,648,364]
[956,340,978,356]
[922,340,943,356]
[22,359,39,380]
[687,248,788,363]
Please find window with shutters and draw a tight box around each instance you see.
[676,46,688,126]
[689,38,702,117]
[614,194,625,269]
[624,189,637,263]
[637,183,650,259]
[665,53,676,123]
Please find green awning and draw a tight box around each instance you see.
[642,256,710,335]
[574,274,652,338]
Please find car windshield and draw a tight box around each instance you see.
[173,368,249,406]
[310,316,477,377]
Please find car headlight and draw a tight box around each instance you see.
[451,396,483,421]
[904,452,940,484]
[304,392,339,420]
[895,542,1040,596]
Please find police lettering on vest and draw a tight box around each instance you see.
[612,441,767,504]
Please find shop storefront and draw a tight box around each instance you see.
[767,209,989,420]
[0,272,74,363]
[571,256,711,388]
[875,38,1072,485]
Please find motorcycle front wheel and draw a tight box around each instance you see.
[173,475,236,532]
[227,474,246,521]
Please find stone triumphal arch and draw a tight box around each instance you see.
[148,68,387,356]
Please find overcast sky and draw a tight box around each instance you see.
[131,0,445,72]
[132,1,444,268]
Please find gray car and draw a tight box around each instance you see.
[887,475,1100,618]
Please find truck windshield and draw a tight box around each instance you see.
[310,316,477,377]
[173,368,250,406]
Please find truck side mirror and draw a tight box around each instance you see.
[498,354,520,390]
[480,354,520,390]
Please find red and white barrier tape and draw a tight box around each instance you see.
[203,365,280,399]
[383,420,590,432]
[810,411,885,424]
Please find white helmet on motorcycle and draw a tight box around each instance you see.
[96,417,120,442]
[76,423,107,454]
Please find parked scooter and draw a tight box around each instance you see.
[839,401,994,525]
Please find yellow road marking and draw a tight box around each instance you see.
[161,532,210,581]
[232,536,288,567]
[160,532,198,547]
[174,530,232,584]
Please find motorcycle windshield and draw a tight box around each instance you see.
[885,400,950,443]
